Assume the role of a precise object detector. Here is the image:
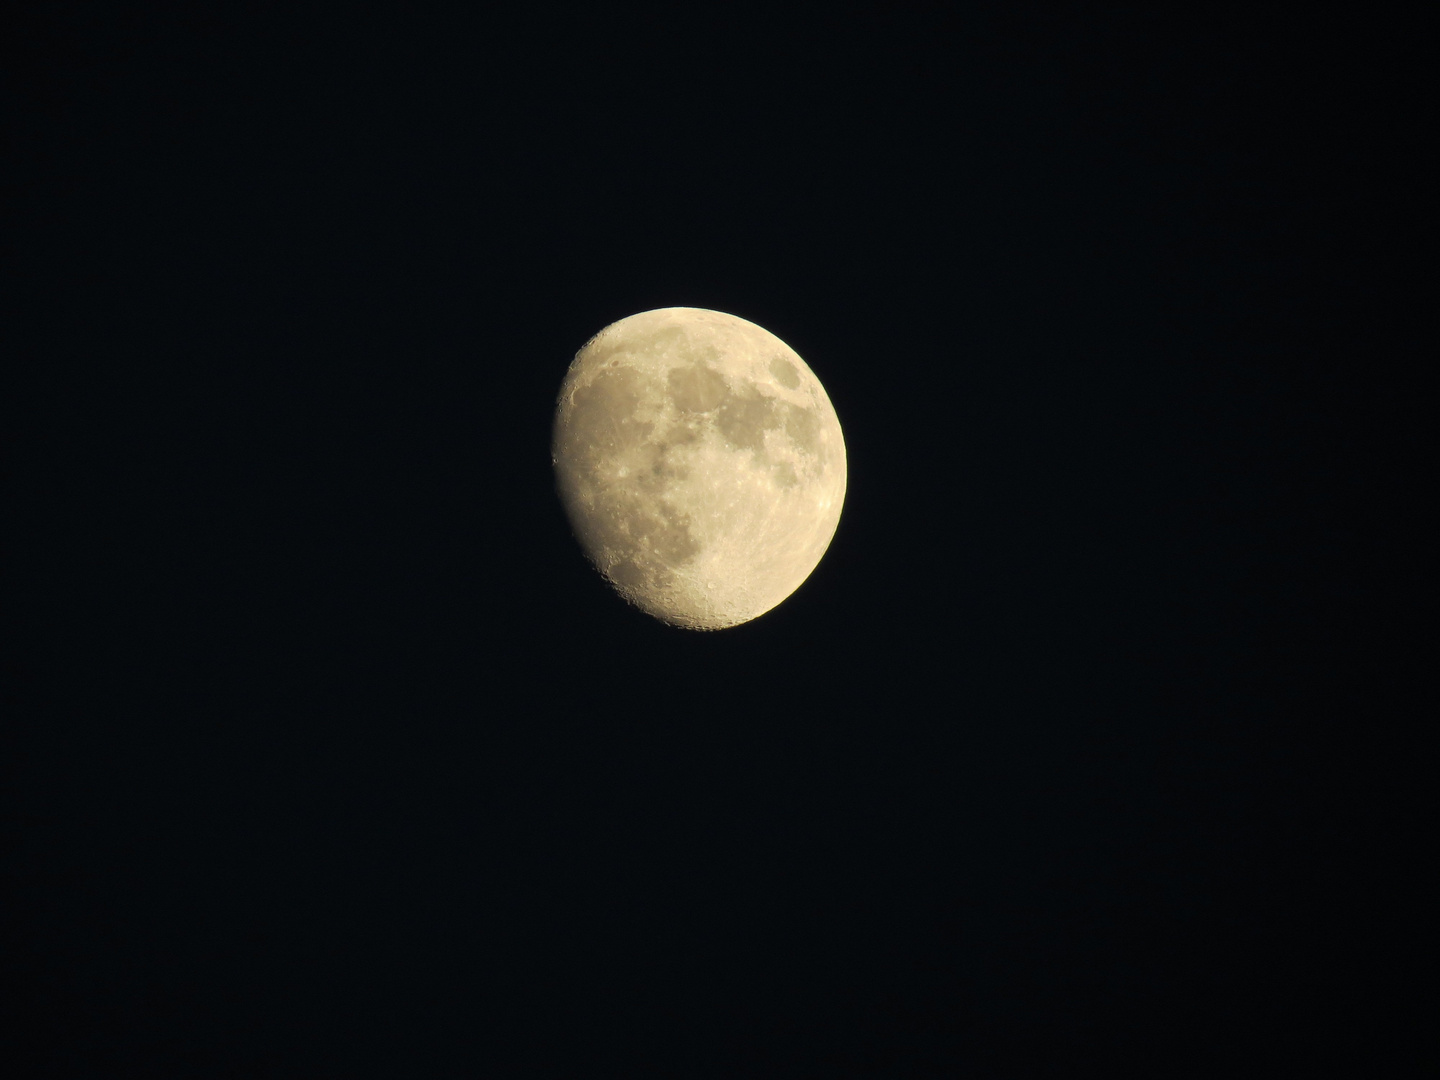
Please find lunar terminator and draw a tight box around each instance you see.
[552,308,846,629]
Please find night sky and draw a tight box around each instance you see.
[3,5,1425,1076]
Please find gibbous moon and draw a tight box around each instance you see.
[552,307,846,629]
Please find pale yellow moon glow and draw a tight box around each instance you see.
[552,308,846,629]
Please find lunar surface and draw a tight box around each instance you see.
[552,308,846,629]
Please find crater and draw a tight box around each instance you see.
[585,325,687,369]
[769,356,800,389]
[585,327,723,374]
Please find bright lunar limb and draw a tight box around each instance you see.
[552,307,846,630]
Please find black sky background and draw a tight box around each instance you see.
[3,4,1427,1077]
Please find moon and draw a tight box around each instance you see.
[552,307,846,630]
